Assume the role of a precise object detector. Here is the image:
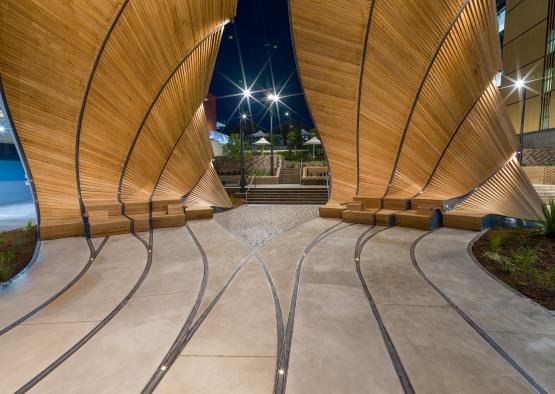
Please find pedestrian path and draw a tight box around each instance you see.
[0,205,552,393]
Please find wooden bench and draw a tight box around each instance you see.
[353,196,382,210]
[85,202,130,237]
[88,209,130,237]
[186,205,213,220]
[443,212,486,231]
[151,199,186,229]
[40,218,84,240]
[319,202,346,218]
[395,208,442,230]
[124,201,150,232]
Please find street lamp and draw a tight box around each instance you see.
[267,92,281,176]
[516,78,527,164]
[239,113,247,193]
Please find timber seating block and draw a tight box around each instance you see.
[87,206,131,237]
[375,209,402,227]
[40,218,84,240]
[353,196,382,209]
[411,198,445,212]
[342,209,375,225]
[395,209,442,231]
[346,201,363,211]
[186,205,213,221]
[89,214,131,237]
[127,213,150,232]
[443,212,485,231]
[151,199,186,229]
[168,204,184,215]
[124,201,149,215]
[382,198,411,210]
[86,201,122,216]
[319,202,346,218]
[152,199,182,212]
[152,211,186,228]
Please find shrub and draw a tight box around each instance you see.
[511,247,538,273]
[0,249,16,282]
[488,232,503,253]
[26,220,33,231]
[542,199,555,238]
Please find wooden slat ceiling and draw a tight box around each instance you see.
[0,0,123,222]
[290,0,543,221]
[187,162,233,209]
[120,31,222,203]
[78,0,235,207]
[0,0,236,236]
[153,104,215,202]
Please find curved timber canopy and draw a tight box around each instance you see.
[289,0,543,223]
[0,0,236,239]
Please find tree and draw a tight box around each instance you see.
[223,133,247,161]
[287,129,302,149]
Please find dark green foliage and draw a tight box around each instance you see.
[542,199,555,238]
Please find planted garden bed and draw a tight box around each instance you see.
[0,223,37,283]
[473,227,555,310]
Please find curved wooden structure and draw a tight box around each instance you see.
[290,0,543,226]
[0,0,235,239]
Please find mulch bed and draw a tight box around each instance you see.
[473,227,555,310]
[0,226,37,284]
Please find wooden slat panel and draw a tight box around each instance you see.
[0,0,122,222]
[358,0,462,197]
[387,0,500,198]
[152,105,214,201]
[120,31,222,202]
[187,163,233,208]
[450,157,543,221]
[420,82,518,199]
[78,0,236,207]
[290,0,372,202]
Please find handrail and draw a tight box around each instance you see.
[245,174,256,204]
[326,171,331,198]
[300,158,304,182]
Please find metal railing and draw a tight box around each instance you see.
[245,174,256,204]
[300,158,304,182]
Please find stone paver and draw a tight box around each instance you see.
[215,205,319,249]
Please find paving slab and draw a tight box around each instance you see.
[416,227,555,391]
[287,225,403,394]
[0,233,146,393]
[360,227,537,393]
[259,217,340,321]
[160,258,277,391]
[30,226,203,393]
[189,219,251,320]
[0,236,90,330]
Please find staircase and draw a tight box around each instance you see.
[279,167,301,184]
[246,187,328,205]
[533,184,555,203]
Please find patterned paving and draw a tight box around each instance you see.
[215,204,319,249]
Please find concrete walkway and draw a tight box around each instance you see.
[0,205,553,393]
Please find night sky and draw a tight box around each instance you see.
[209,0,313,132]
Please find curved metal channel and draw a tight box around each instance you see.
[354,226,415,393]
[255,254,285,392]
[74,0,130,220]
[383,0,470,197]
[141,224,209,393]
[413,87,484,198]
[355,0,377,194]
[274,221,351,394]
[286,0,332,195]
[411,232,548,394]
[116,21,229,206]
[0,77,40,234]
[16,230,154,393]
[0,237,108,336]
